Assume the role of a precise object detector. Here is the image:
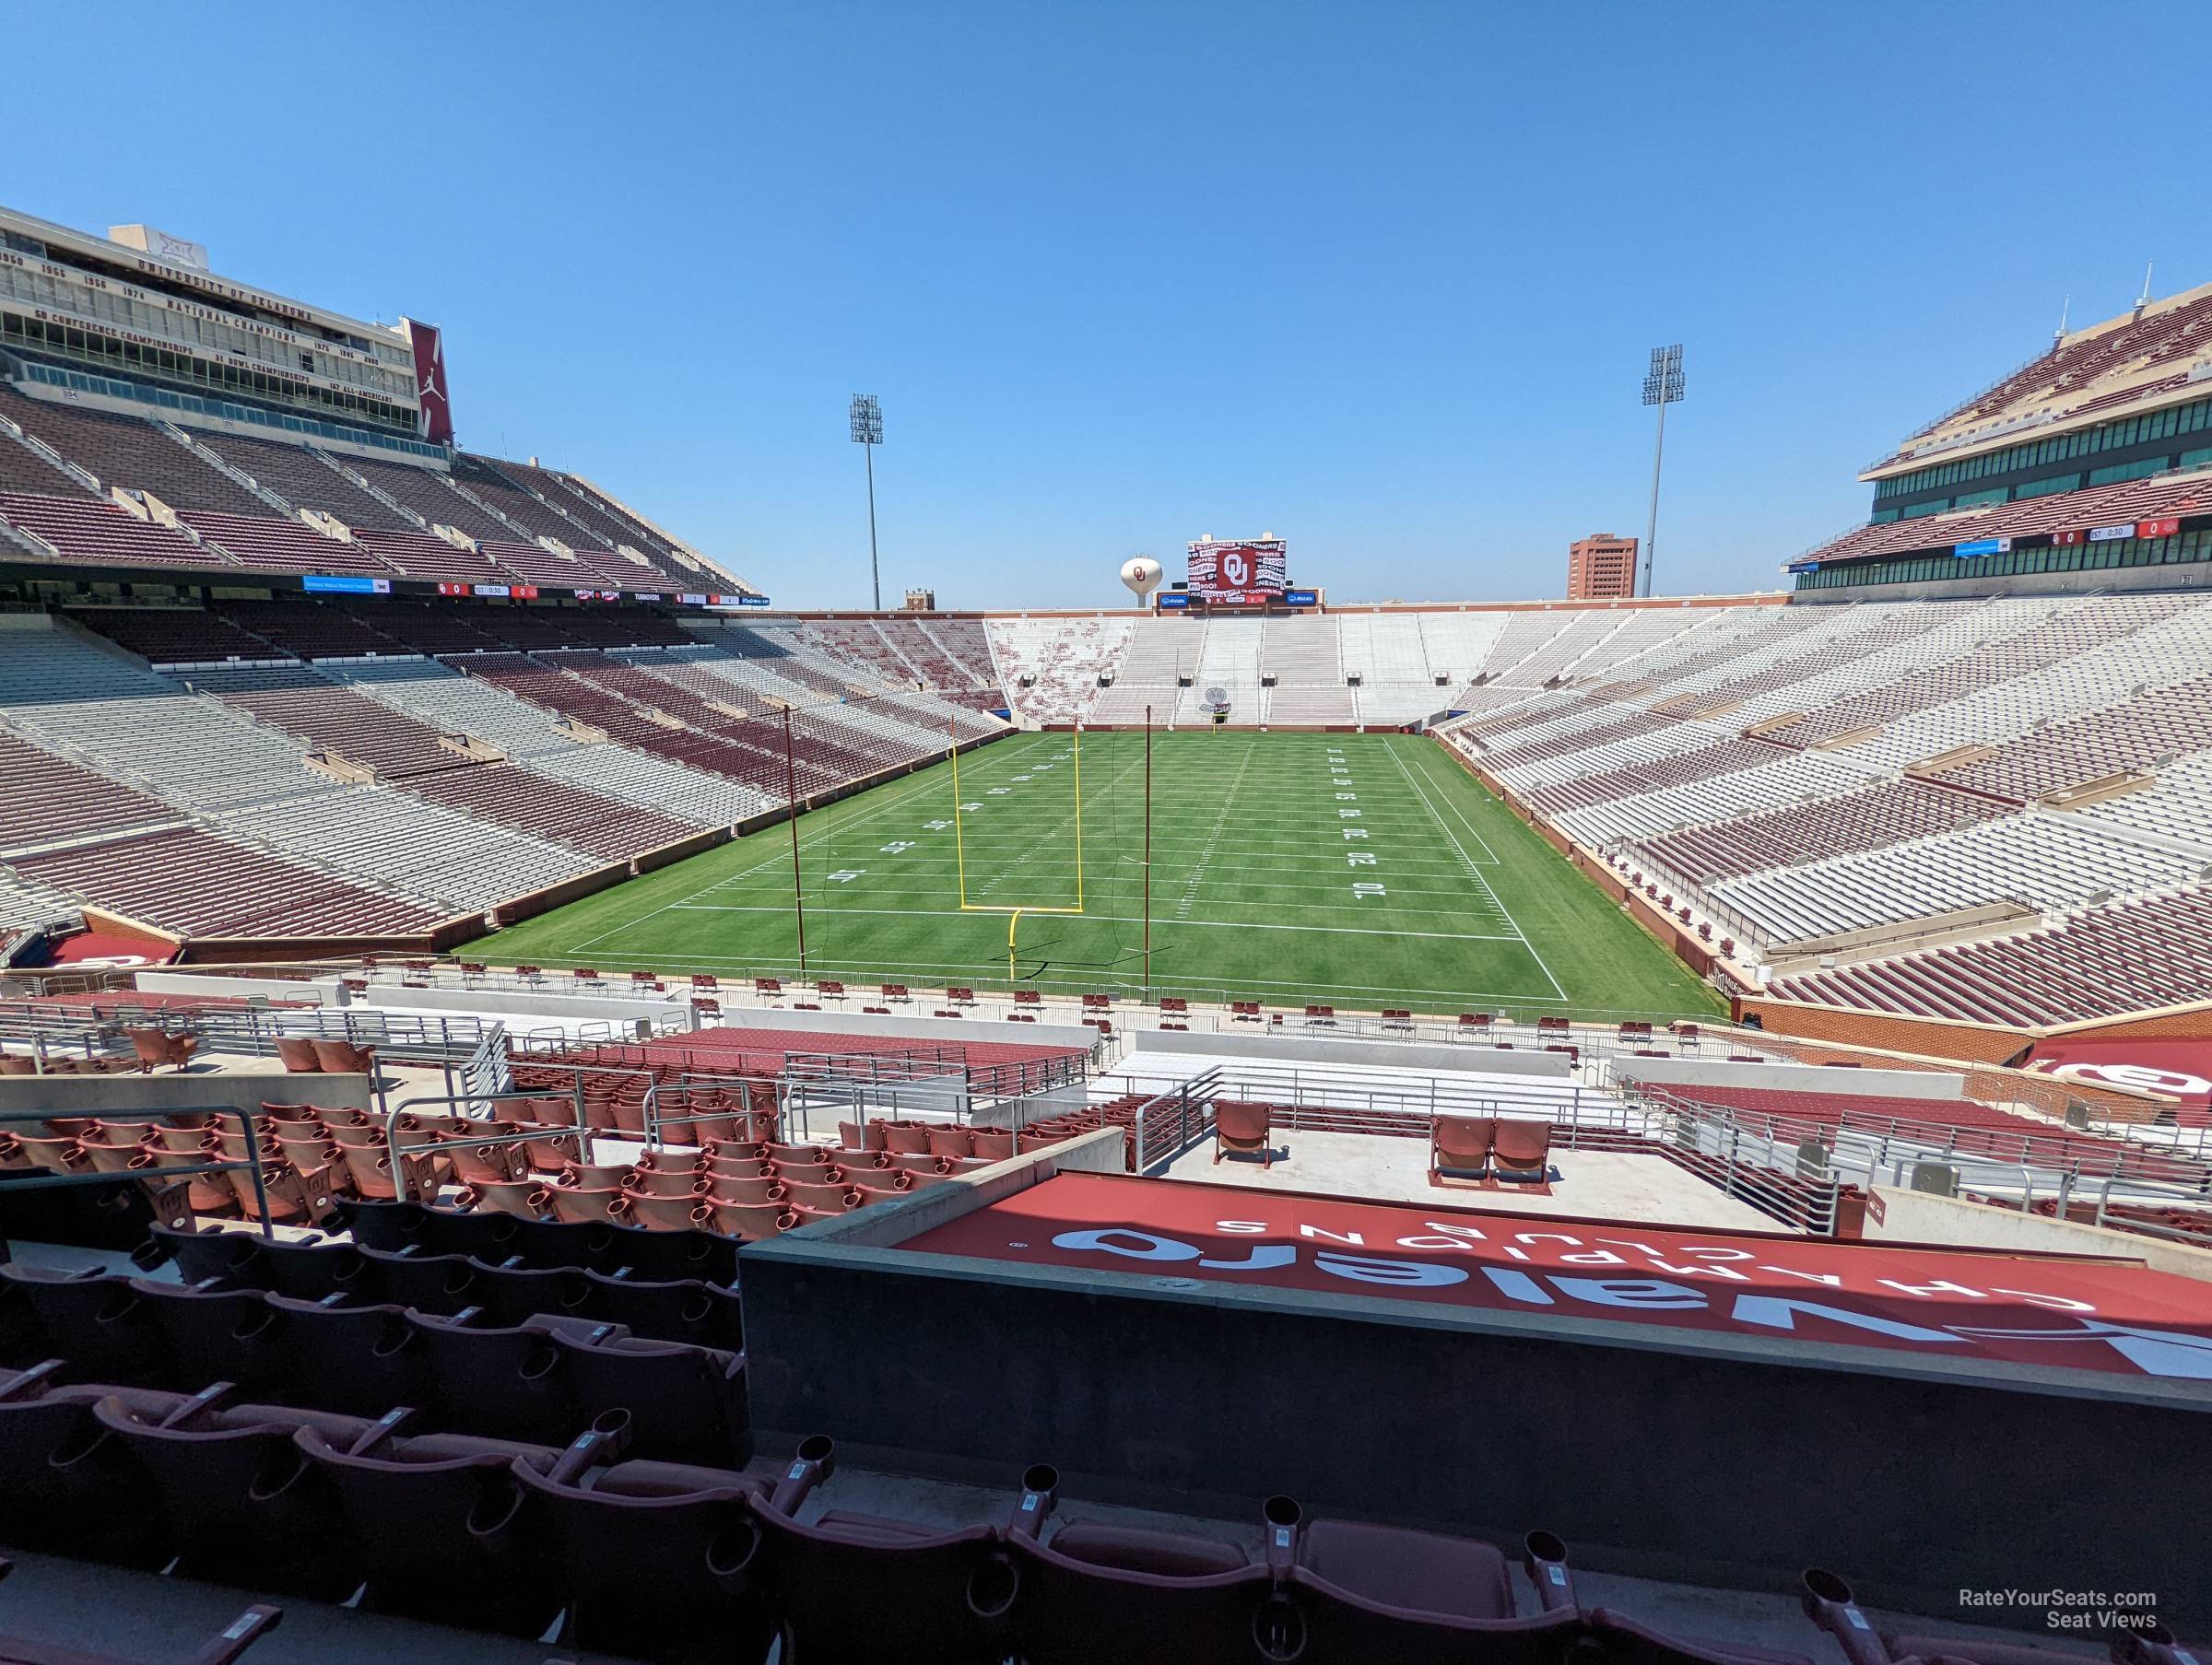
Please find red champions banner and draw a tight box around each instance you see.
[1187,536,1288,604]
[402,317,453,445]
[2023,1037,2212,1109]
[903,1173,2212,1381]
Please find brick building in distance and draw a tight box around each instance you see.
[1567,532,1638,599]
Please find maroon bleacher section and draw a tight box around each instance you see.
[403,765,700,861]
[1929,674,2212,802]
[0,731,179,852]
[1806,467,2212,568]
[0,384,746,596]
[1758,600,2190,749]
[1630,780,2008,885]
[7,826,442,937]
[1768,888,2212,1026]
[64,606,278,664]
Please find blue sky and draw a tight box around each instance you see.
[11,0,2212,608]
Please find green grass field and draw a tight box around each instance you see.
[488,732,1724,1022]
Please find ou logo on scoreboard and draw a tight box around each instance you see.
[1222,549,1251,586]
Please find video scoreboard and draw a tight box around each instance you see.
[1177,535,1314,608]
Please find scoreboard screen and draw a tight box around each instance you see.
[1187,536,1288,604]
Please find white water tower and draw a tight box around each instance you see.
[1120,556,1163,604]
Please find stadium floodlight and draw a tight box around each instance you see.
[850,393,883,610]
[1640,344,1685,598]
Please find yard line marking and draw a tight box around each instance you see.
[1383,738,1567,1002]
[1175,736,1257,920]
[668,903,1525,944]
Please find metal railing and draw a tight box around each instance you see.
[378,1087,594,1206]
[0,1105,281,1246]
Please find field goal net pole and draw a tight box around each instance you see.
[949,723,1085,994]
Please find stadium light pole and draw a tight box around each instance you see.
[850,394,883,610]
[1640,344,1685,598]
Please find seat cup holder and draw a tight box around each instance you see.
[1253,1591,1308,1663]
[966,1550,1020,1618]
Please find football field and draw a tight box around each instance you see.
[488,732,1724,1021]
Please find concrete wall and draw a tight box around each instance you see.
[1139,1027,1572,1079]
[134,971,343,1007]
[1865,1185,2212,1284]
[1613,1056,1962,1101]
[1805,560,2212,604]
[0,1069,374,1117]
[356,986,688,1028]
[740,1209,2212,1629]
[707,1005,1097,1053]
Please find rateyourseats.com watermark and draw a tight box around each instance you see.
[1959,1589,2164,1632]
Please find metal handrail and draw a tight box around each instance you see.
[0,1104,279,1243]
[378,1087,594,1206]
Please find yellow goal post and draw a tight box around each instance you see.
[948,723,1086,985]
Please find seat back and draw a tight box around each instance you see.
[1494,1120,1554,1169]
[1432,1115,1497,1167]
[1215,1101,1272,1147]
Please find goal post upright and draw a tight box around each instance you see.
[949,722,1086,994]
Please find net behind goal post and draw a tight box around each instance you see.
[948,726,1085,984]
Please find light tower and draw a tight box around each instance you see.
[1640,344,1685,598]
[849,393,883,609]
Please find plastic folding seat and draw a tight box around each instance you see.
[1492,1120,1555,1184]
[701,1200,794,1239]
[1009,1510,1270,1664]
[838,1119,888,1153]
[628,1167,712,1200]
[90,1389,371,1597]
[414,1310,641,1446]
[550,1327,749,1464]
[0,1370,188,1563]
[275,1037,324,1073]
[771,1160,841,1188]
[709,1174,785,1208]
[354,1246,481,1311]
[296,1424,568,1635]
[311,1038,376,1074]
[330,1137,400,1202]
[848,1179,914,1208]
[889,1153,955,1180]
[1430,1115,1496,1183]
[764,1142,829,1167]
[0,1267,167,1384]
[437,1131,527,1188]
[547,1185,626,1225]
[263,1296,433,1418]
[559,1160,638,1191]
[139,1223,276,1289]
[622,1192,714,1232]
[516,1126,583,1172]
[781,1178,861,1214]
[459,1177,554,1220]
[1285,1517,1579,1662]
[582,1270,744,1352]
[131,1280,299,1398]
[971,1130,1017,1162]
[451,1258,595,1330]
[1212,1102,1275,1167]
[508,1448,771,1665]
[926,1128,974,1161]
[758,1435,1018,1664]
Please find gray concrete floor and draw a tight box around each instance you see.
[1157,1126,1783,1229]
